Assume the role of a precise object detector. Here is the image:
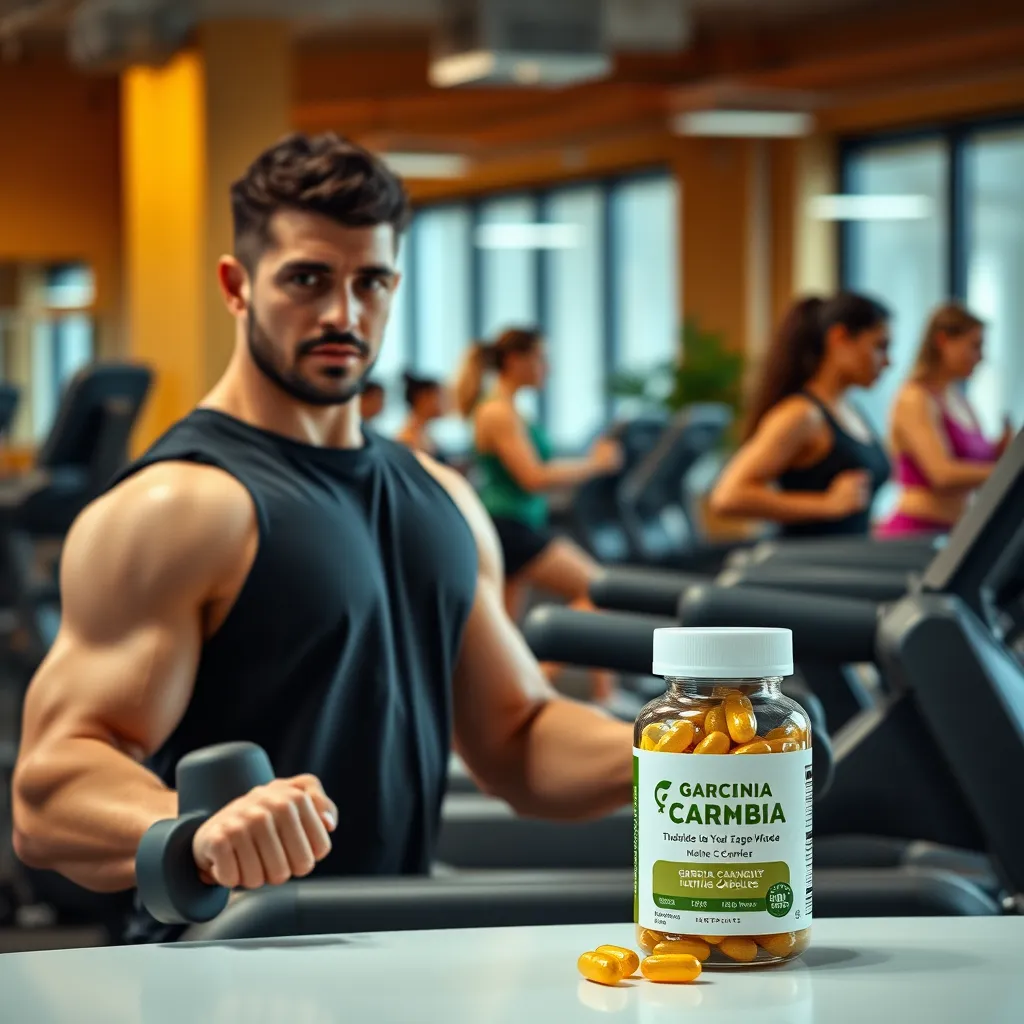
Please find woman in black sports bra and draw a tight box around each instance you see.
[711,293,892,537]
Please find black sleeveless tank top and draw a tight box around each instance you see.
[777,393,891,538]
[113,409,478,942]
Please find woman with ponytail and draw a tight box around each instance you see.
[396,371,447,458]
[710,292,892,537]
[876,303,1013,537]
[453,327,622,698]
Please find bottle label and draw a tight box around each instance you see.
[633,747,813,936]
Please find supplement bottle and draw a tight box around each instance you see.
[634,627,812,967]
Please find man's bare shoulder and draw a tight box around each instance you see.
[415,453,503,586]
[62,462,257,623]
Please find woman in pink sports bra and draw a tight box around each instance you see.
[877,303,1014,538]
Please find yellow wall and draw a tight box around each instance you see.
[0,56,121,348]
[122,52,207,452]
[121,23,291,449]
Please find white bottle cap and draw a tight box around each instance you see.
[652,627,794,679]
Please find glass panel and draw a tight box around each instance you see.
[412,206,473,452]
[965,126,1024,433]
[478,194,539,339]
[611,175,680,372]
[544,186,605,449]
[843,139,949,435]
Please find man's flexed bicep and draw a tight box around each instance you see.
[12,461,258,891]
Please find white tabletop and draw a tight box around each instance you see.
[1,917,1021,1024]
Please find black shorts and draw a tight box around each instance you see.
[491,516,555,578]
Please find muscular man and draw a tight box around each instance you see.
[11,133,631,942]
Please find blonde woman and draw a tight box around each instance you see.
[877,303,1013,538]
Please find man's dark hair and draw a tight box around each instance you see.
[230,132,412,271]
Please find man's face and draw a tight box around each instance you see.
[244,210,400,407]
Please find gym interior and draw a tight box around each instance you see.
[1,1,1023,1020]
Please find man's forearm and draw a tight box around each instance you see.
[13,737,178,893]
[510,697,633,820]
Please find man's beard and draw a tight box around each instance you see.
[247,307,376,408]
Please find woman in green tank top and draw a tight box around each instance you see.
[454,327,622,699]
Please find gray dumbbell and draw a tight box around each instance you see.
[136,741,274,924]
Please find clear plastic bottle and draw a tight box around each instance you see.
[633,627,812,967]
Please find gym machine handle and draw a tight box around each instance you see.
[135,741,275,925]
[523,605,675,672]
[678,584,881,664]
[589,566,706,617]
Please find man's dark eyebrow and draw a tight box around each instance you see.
[357,264,398,279]
[278,260,333,276]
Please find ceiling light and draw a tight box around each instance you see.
[671,110,814,138]
[808,194,934,221]
[381,153,469,180]
[475,223,581,250]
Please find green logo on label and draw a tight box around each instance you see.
[654,780,672,814]
[766,882,794,918]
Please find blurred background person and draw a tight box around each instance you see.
[396,371,447,459]
[360,380,385,424]
[711,293,892,538]
[454,327,621,700]
[877,303,1014,538]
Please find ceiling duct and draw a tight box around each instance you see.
[430,0,611,88]
[68,0,196,72]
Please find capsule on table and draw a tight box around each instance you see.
[694,731,731,755]
[652,938,711,961]
[724,696,758,744]
[577,950,624,986]
[718,937,759,963]
[655,719,695,753]
[641,953,703,984]
[732,739,772,754]
[596,944,640,977]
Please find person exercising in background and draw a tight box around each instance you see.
[453,329,622,698]
[11,133,633,944]
[711,293,892,537]
[877,303,1013,538]
[360,380,385,422]
[395,372,447,459]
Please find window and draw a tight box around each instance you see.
[611,175,680,374]
[965,127,1024,432]
[545,186,605,448]
[840,118,1024,441]
[841,139,949,435]
[390,169,678,454]
[478,194,539,338]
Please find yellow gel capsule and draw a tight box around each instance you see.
[732,740,772,755]
[765,724,805,742]
[694,731,731,755]
[577,951,624,986]
[640,953,703,984]
[765,738,801,753]
[640,723,666,751]
[725,698,757,744]
[699,935,725,945]
[653,938,711,961]
[596,944,640,977]
[719,937,759,962]
[655,720,695,754]
[704,704,727,735]
[755,932,797,958]
[639,928,664,952]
